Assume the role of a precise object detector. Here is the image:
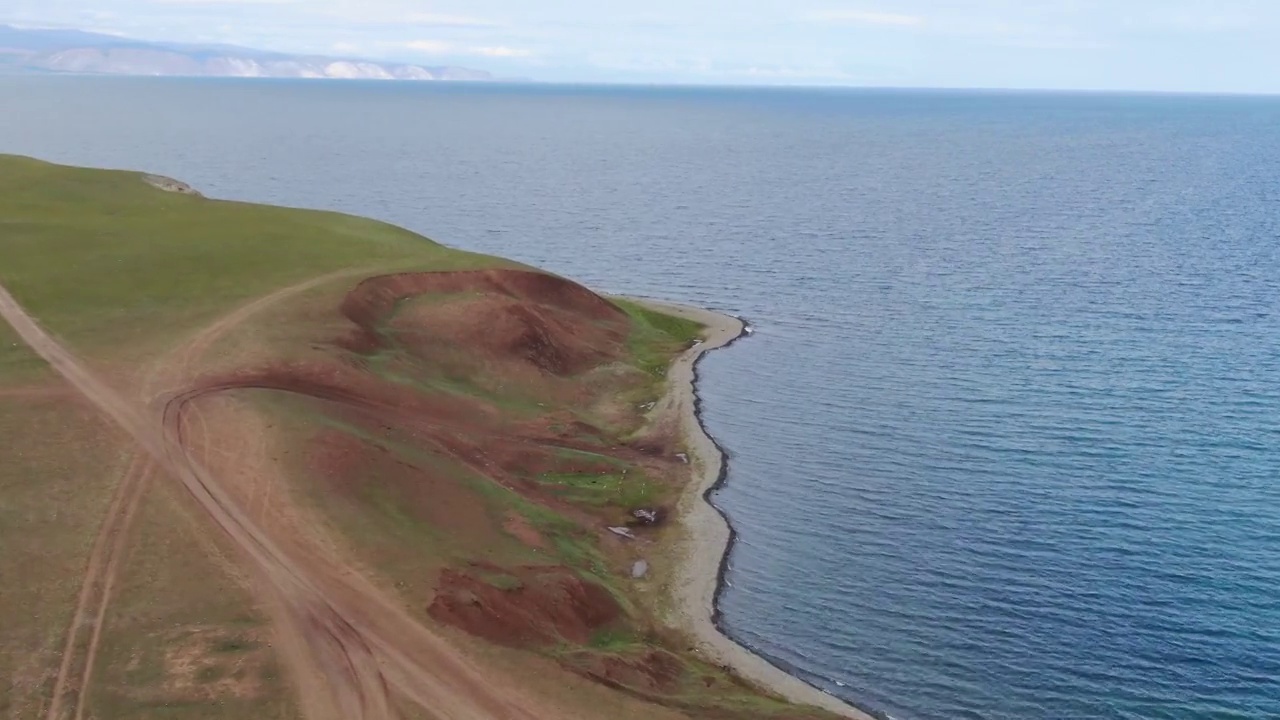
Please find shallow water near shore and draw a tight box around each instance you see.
[3,78,1280,720]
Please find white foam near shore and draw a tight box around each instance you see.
[627,297,875,720]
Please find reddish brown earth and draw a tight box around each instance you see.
[307,426,503,551]
[339,269,629,377]
[340,269,626,329]
[571,649,687,694]
[502,512,549,549]
[428,564,622,647]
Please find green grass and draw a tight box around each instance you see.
[605,299,707,430]
[587,627,640,651]
[538,470,659,508]
[0,155,509,358]
[620,302,704,345]
[474,569,524,591]
[611,299,705,379]
[286,407,529,561]
[363,346,546,418]
[547,446,632,467]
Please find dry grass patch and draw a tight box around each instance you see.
[82,482,296,720]
[0,393,128,719]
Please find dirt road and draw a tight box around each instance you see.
[0,278,541,720]
[46,272,355,720]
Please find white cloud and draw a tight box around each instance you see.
[1148,9,1253,33]
[402,13,497,28]
[401,39,533,58]
[806,9,924,26]
[744,64,858,81]
[472,45,531,57]
[310,5,500,29]
[930,17,1106,50]
[403,39,454,54]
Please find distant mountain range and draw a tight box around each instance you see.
[0,25,496,81]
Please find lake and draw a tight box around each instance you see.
[3,77,1278,719]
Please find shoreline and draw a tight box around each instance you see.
[630,298,877,720]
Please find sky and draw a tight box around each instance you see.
[4,0,1280,92]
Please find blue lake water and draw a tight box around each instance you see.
[2,78,1279,720]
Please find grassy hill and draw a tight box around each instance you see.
[0,156,839,720]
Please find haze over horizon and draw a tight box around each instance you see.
[4,1,1279,94]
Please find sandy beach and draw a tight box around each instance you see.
[631,298,876,720]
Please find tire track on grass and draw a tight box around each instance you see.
[43,272,352,720]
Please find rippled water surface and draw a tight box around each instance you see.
[3,78,1279,719]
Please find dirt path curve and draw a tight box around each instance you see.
[0,277,540,720]
[46,272,354,720]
